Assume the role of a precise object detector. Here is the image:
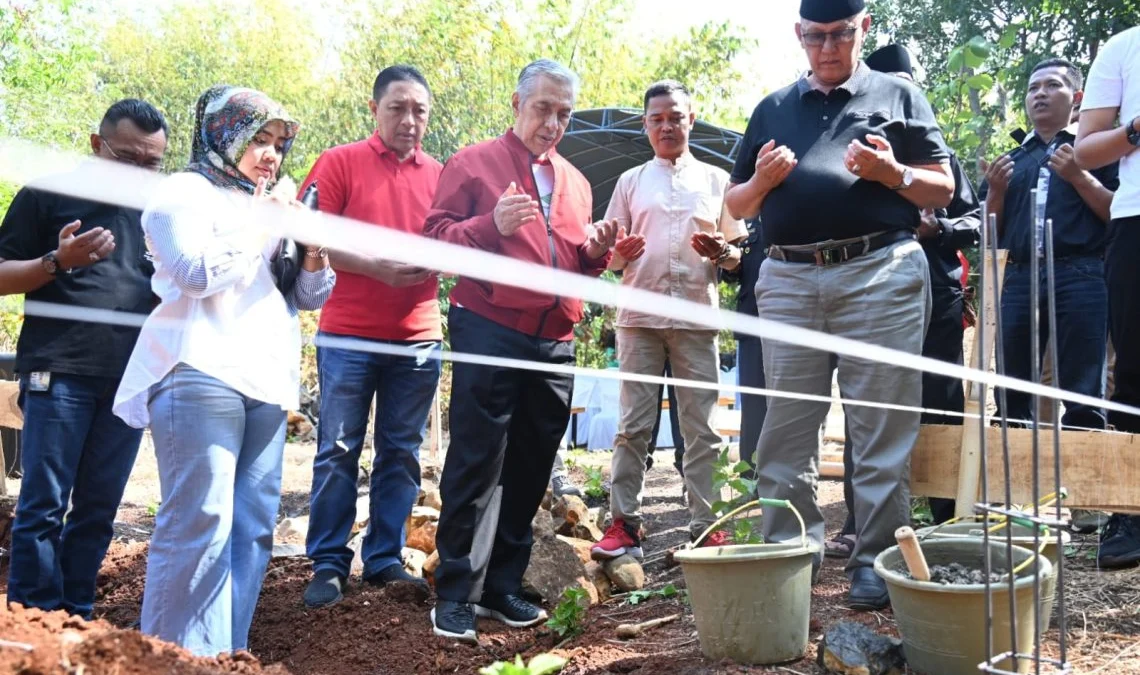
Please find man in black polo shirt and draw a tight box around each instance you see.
[984,58,1115,431]
[1,99,168,618]
[725,0,953,610]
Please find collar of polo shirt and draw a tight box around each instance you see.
[797,61,871,97]
[1024,121,1080,146]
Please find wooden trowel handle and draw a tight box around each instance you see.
[895,526,931,581]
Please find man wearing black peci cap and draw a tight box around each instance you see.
[830,45,981,554]
[726,0,954,610]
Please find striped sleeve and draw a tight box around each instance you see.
[144,204,261,299]
[285,266,336,314]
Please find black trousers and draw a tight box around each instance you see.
[736,334,767,474]
[1106,217,1140,433]
[646,360,685,470]
[843,288,963,533]
[435,308,574,602]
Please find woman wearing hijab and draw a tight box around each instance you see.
[114,85,335,656]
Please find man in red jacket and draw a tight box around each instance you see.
[425,59,621,643]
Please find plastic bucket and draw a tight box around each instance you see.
[875,538,1056,675]
[674,499,817,665]
[916,522,1071,566]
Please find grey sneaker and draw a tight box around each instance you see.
[551,474,584,498]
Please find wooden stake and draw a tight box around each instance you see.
[895,526,930,581]
[615,613,681,639]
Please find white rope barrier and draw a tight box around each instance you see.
[3,137,1138,424]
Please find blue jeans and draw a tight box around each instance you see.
[307,334,441,579]
[1000,257,1107,429]
[6,373,143,618]
[141,364,286,656]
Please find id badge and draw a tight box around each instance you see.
[28,371,51,392]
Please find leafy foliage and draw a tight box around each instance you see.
[480,653,567,675]
[545,586,589,639]
[625,583,686,605]
[582,466,607,500]
[709,448,762,545]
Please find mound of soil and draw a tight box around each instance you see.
[0,603,284,674]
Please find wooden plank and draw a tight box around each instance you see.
[955,249,1007,517]
[0,381,21,431]
[913,424,1140,512]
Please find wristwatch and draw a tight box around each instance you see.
[1127,117,1140,147]
[891,167,915,191]
[41,251,62,276]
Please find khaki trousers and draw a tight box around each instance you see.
[609,326,721,537]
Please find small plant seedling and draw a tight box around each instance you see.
[479,653,567,675]
[709,449,763,544]
[583,466,606,499]
[545,587,589,639]
[910,498,934,527]
[146,501,160,518]
[625,583,685,605]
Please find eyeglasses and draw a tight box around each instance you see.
[99,136,164,171]
[800,27,858,47]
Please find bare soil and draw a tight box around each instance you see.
[2,441,1139,674]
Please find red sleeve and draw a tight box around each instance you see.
[423,152,503,252]
[299,150,347,216]
[579,243,612,276]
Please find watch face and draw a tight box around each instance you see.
[42,255,57,274]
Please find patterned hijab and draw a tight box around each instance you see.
[187,85,299,194]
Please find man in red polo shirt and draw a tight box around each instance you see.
[300,65,443,609]
[424,59,624,643]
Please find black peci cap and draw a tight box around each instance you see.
[799,0,866,23]
[865,44,914,77]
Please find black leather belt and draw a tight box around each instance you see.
[767,229,916,266]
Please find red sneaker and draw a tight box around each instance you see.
[699,529,731,548]
[591,519,644,560]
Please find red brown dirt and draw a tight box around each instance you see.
[3,457,1140,674]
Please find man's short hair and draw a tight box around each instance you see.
[1031,57,1084,91]
[516,59,580,103]
[643,80,691,111]
[372,64,431,101]
[99,99,168,137]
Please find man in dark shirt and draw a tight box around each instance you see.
[725,0,954,610]
[983,58,1116,430]
[730,219,767,480]
[1,99,168,618]
[829,46,982,555]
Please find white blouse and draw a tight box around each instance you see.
[113,172,335,428]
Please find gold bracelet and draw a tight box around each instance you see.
[305,247,328,259]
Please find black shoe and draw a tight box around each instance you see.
[303,569,346,609]
[645,452,655,470]
[847,566,889,611]
[1097,514,1140,569]
[475,593,548,628]
[364,562,430,600]
[432,600,477,643]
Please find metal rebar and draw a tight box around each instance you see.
[988,211,1020,672]
[1029,204,1043,675]
[1044,215,1068,668]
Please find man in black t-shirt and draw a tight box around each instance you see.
[725,0,954,611]
[1,99,168,618]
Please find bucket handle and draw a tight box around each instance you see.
[689,498,807,550]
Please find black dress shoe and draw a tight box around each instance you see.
[364,562,430,600]
[475,593,548,628]
[848,566,889,611]
[432,600,477,643]
[303,569,346,609]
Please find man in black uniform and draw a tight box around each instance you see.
[726,0,954,610]
[1,99,168,617]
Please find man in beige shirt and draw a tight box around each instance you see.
[592,80,747,559]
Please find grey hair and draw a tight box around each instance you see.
[516,59,580,103]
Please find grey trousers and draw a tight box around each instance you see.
[610,326,721,537]
[755,239,930,571]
